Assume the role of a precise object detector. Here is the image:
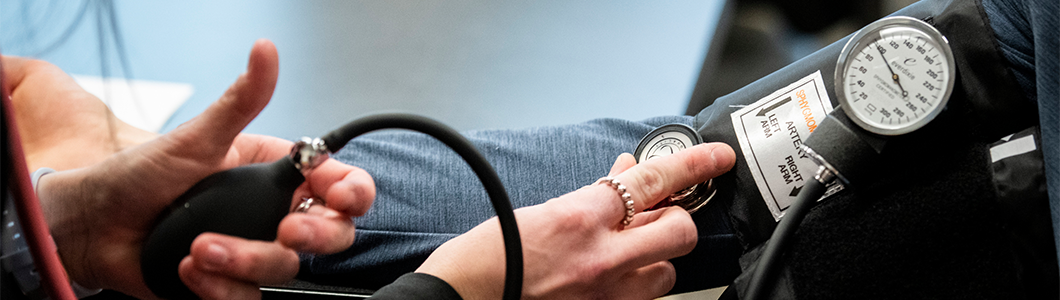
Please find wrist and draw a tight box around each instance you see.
[416,261,478,300]
[35,168,101,289]
[416,236,504,300]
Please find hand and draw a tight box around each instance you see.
[2,55,157,171]
[26,40,375,299]
[417,142,736,300]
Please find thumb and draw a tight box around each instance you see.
[171,39,279,153]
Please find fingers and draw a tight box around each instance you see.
[615,206,697,270]
[179,232,303,299]
[609,261,677,300]
[171,39,279,155]
[183,233,299,285]
[281,158,372,253]
[615,142,735,212]
[179,259,262,300]
[277,205,357,253]
[303,158,376,217]
[608,153,637,177]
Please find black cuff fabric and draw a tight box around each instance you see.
[368,273,462,300]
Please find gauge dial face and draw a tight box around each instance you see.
[835,16,956,135]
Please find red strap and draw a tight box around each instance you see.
[2,60,78,300]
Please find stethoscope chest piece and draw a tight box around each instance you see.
[634,124,716,213]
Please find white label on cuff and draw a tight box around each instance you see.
[731,71,834,221]
[990,134,1037,163]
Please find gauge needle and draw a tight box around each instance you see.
[876,43,910,98]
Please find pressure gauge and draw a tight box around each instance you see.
[634,124,715,213]
[835,16,956,136]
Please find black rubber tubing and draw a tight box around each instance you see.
[323,113,523,300]
[743,175,827,300]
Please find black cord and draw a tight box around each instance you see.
[321,113,523,300]
[744,175,827,300]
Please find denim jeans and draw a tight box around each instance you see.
[305,116,743,292]
[983,0,1059,262]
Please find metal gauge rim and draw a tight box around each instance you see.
[834,16,956,136]
[634,123,714,214]
[634,124,703,163]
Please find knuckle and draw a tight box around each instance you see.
[633,167,666,204]
[675,214,698,246]
[238,249,267,274]
[577,257,614,286]
[312,219,355,254]
[684,149,707,177]
[553,204,597,233]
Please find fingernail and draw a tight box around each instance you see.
[201,244,229,270]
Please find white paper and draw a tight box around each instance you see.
[72,75,193,133]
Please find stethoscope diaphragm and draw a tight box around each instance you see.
[633,124,716,213]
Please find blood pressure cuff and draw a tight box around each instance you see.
[687,0,1057,298]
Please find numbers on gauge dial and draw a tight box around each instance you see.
[845,33,949,128]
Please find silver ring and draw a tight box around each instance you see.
[597,177,635,227]
[293,197,324,213]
